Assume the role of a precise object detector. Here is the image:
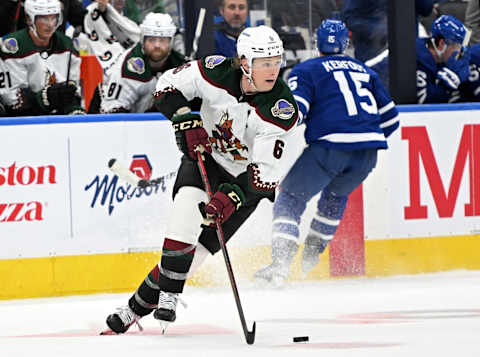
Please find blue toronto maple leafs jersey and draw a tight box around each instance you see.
[416,38,459,103]
[458,43,480,102]
[288,55,399,150]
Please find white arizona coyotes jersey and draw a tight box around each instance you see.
[0,29,81,108]
[155,55,300,189]
[101,43,187,113]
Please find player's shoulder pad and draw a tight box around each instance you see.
[252,78,298,131]
[121,43,153,82]
[198,55,235,80]
[197,55,241,94]
[1,29,36,58]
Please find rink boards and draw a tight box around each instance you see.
[1,105,479,299]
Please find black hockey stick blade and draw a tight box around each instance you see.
[246,321,256,345]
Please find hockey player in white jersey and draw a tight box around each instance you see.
[99,13,188,113]
[104,25,299,334]
[254,19,399,287]
[0,0,84,116]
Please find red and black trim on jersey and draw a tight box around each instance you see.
[1,29,78,60]
[197,58,242,98]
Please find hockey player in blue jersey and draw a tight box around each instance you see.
[416,15,470,104]
[368,15,470,104]
[457,43,480,101]
[254,19,399,286]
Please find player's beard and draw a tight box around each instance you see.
[148,48,169,63]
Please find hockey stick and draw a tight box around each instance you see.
[66,26,82,85]
[107,158,163,188]
[195,149,256,345]
[189,7,206,60]
[456,28,472,60]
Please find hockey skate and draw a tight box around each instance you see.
[254,262,289,288]
[103,305,143,334]
[301,235,330,276]
[254,238,299,288]
[153,291,186,334]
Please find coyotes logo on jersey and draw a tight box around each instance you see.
[44,70,57,86]
[210,111,248,161]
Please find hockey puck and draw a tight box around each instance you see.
[293,336,309,343]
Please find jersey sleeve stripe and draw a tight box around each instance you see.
[298,111,304,124]
[312,214,340,226]
[365,48,389,67]
[293,94,310,113]
[378,101,395,114]
[319,132,386,143]
[379,116,399,129]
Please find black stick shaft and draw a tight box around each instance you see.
[195,150,255,345]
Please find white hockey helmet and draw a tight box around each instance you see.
[24,0,63,34]
[236,25,284,69]
[140,13,177,43]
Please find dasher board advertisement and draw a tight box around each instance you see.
[0,114,181,259]
[364,104,480,240]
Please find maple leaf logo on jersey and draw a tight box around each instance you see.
[271,99,295,120]
[210,111,248,161]
[127,57,145,74]
[2,38,19,54]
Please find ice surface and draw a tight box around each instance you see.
[1,270,479,357]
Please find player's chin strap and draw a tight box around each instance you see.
[240,65,259,93]
[29,24,40,42]
[431,38,447,62]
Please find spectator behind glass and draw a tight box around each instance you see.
[214,0,248,57]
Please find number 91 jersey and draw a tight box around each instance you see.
[288,55,399,150]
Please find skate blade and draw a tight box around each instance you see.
[159,322,170,335]
[100,328,118,335]
[253,275,286,289]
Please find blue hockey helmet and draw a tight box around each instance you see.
[431,15,466,45]
[316,19,349,54]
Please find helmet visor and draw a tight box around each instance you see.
[251,54,286,69]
